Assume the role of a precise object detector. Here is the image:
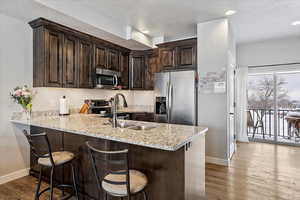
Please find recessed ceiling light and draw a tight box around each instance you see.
[291,21,300,26]
[141,30,149,34]
[225,10,236,16]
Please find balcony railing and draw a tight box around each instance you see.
[247,108,299,142]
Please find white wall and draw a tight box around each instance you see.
[197,18,233,165]
[32,88,154,111]
[237,37,300,67]
[0,14,32,181]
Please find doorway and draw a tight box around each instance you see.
[247,70,300,145]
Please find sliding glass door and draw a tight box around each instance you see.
[247,73,275,142]
[276,72,300,144]
[247,71,300,145]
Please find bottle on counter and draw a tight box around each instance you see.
[59,96,70,115]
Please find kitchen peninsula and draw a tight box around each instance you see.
[12,113,207,200]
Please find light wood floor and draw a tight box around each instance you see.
[0,175,65,200]
[1,142,300,200]
[206,142,300,200]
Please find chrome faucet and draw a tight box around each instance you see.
[111,93,128,128]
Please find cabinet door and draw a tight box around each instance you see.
[119,53,129,89]
[63,35,78,88]
[130,55,145,90]
[94,45,107,69]
[78,40,93,88]
[178,44,196,68]
[159,47,176,69]
[144,54,158,90]
[107,49,119,71]
[45,29,63,87]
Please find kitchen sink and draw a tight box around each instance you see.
[118,121,136,128]
[127,124,158,131]
[104,120,158,131]
[103,120,134,128]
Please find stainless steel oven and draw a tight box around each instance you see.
[95,68,120,89]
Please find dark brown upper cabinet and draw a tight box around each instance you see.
[94,44,107,69]
[63,35,78,88]
[144,49,159,90]
[130,52,145,90]
[159,47,176,69]
[157,38,197,70]
[30,18,195,91]
[78,40,93,88]
[107,49,119,71]
[119,52,130,89]
[130,50,159,90]
[29,18,130,89]
[178,45,196,67]
[44,29,63,87]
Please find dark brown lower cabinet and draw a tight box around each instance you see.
[130,112,154,122]
[29,126,205,200]
[63,133,104,199]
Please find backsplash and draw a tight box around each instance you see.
[32,88,154,111]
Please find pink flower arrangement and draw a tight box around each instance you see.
[10,85,34,112]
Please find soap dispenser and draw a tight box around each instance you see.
[59,96,70,115]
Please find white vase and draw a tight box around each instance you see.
[21,110,31,121]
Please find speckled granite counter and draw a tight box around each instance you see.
[11,113,207,151]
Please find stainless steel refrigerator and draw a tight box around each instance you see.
[154,70,197,126]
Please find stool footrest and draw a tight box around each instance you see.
[37,187,51,197]
[61,194,74,200]
[56,184,74,189]
[37,184,75,198]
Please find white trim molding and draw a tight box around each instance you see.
[237,136,250,143]
[0,168,30,185]
[206,156,229,166]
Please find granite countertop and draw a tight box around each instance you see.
[11,113,207,151]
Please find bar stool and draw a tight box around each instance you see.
[23,130,79,200]
[86,141,148,200]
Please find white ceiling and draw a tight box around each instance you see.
[35,0,300,43]
[233,0,300,43]
[1,0,300,47]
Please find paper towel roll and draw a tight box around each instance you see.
[59,96,69,115]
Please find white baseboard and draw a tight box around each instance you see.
[237,137,249,143]
[0,168,30,185]
[206,156,229,166]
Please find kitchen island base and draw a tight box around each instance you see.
[29,126,205,200]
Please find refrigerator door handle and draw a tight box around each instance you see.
[169,85,173,121]
[166,82,170,122]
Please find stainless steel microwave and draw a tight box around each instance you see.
[95,68,121,89]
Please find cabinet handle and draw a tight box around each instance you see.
[131,58,134,88]
[185,142,192,151]
[114,75,118,87]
